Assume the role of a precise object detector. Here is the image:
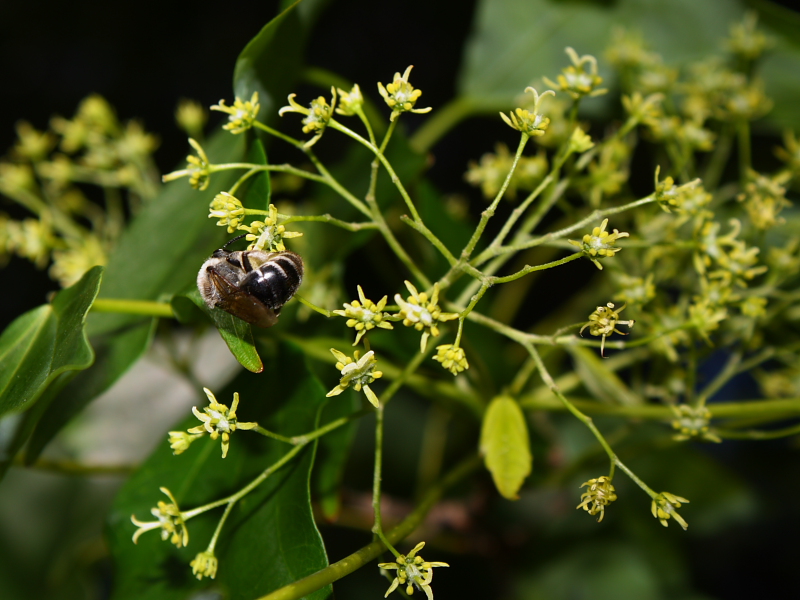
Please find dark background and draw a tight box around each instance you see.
[2,1,798,599]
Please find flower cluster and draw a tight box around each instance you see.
[208,192,246,233]
[279,88,337,147]
[671,404,721,443]
[394,281,459,353]
[326,349,383,407]
[238,203,303,252]
[652,166,703,213]
[433,344,469,376]
[378,542,449,600]
[377,66,432,121]
[737,169,792,230]
[576,476,618,522]
[333,285,394,345]
[568,219,629,270]
[464,143,548,201]
[651,492,690,530]
[499,87,555,137]
[171,388,257,459]
[544,47,607,99]
[580,302,635,356]
[130,487,189,547]
[190,550,219,580]
[336,84,364,117]
[211,92,260,134]
[162,137,211,190]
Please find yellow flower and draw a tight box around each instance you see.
[211,92,260,134]
[326,349,383,407]
[651,492,690,530]
[208,192,246,233]
[239,204,303,252]
[499,87,555,137]
[433,344,469,376]
[580,302,635,357]
[568,219,629,270]
[191,550,219,580]
[377,66,432,121]
[130,487,189,547]
[394,281,458,353]
[543,47,607,99]
[378,542,449,600]
[671,405,721,443]
[162,138,211,190]
[279,88,337,148]
[576,476,617,522]
[333,285,394,345]
[187,388,257,459]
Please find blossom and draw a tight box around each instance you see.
[378,542,449,600]
[576,476,618,522]
[238,203,303,252]
[394,281,458,353]
[191,550,219,580]
[187,388,257,459]
[208,192,246,233]
[333,285,394,345]
[377,66,432,121]
[432,344,469,376]
[326,349,383,407]
[568,219,629,270]
[543,47,607,99]
[211,92,260,134]
[499,87,555,137]
[580,302,635,356]
[130,487,189,547]
[651,492,690,530]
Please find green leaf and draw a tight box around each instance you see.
[108,342,331,600]
[480,395,532,500]
[23,318,157,465]
[177,287,264,374]
[233,0,329,129]
[89,131,245,337]
[314,390,359,520]
[0,265,102,418]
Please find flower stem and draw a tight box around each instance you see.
[91,298,174,318]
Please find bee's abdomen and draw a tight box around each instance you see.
[242,251,304,310]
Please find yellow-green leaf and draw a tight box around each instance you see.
[480,395,532,500]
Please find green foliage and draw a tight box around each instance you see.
[480,395,533,499]
[3,1,800,599]
[108,342,330,600]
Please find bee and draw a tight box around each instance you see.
[197,236,304,327]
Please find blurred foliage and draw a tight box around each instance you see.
[2,1,800,599]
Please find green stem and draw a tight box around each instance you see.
[489,252,583,284]
[183,442,307,519]
[716,421,800,440]
[461,135,530,261]
[207,500,235,552]
[737,119,751,184]
[525,342,661,494]
[254,454,481,600]
[91,298,174,318]
[252,426,295,445]
[282,214,379,232]
[294,294,334,318]
[400,215,458,266]
[371,403,399,556]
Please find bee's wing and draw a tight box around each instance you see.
[206,266,278,327]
